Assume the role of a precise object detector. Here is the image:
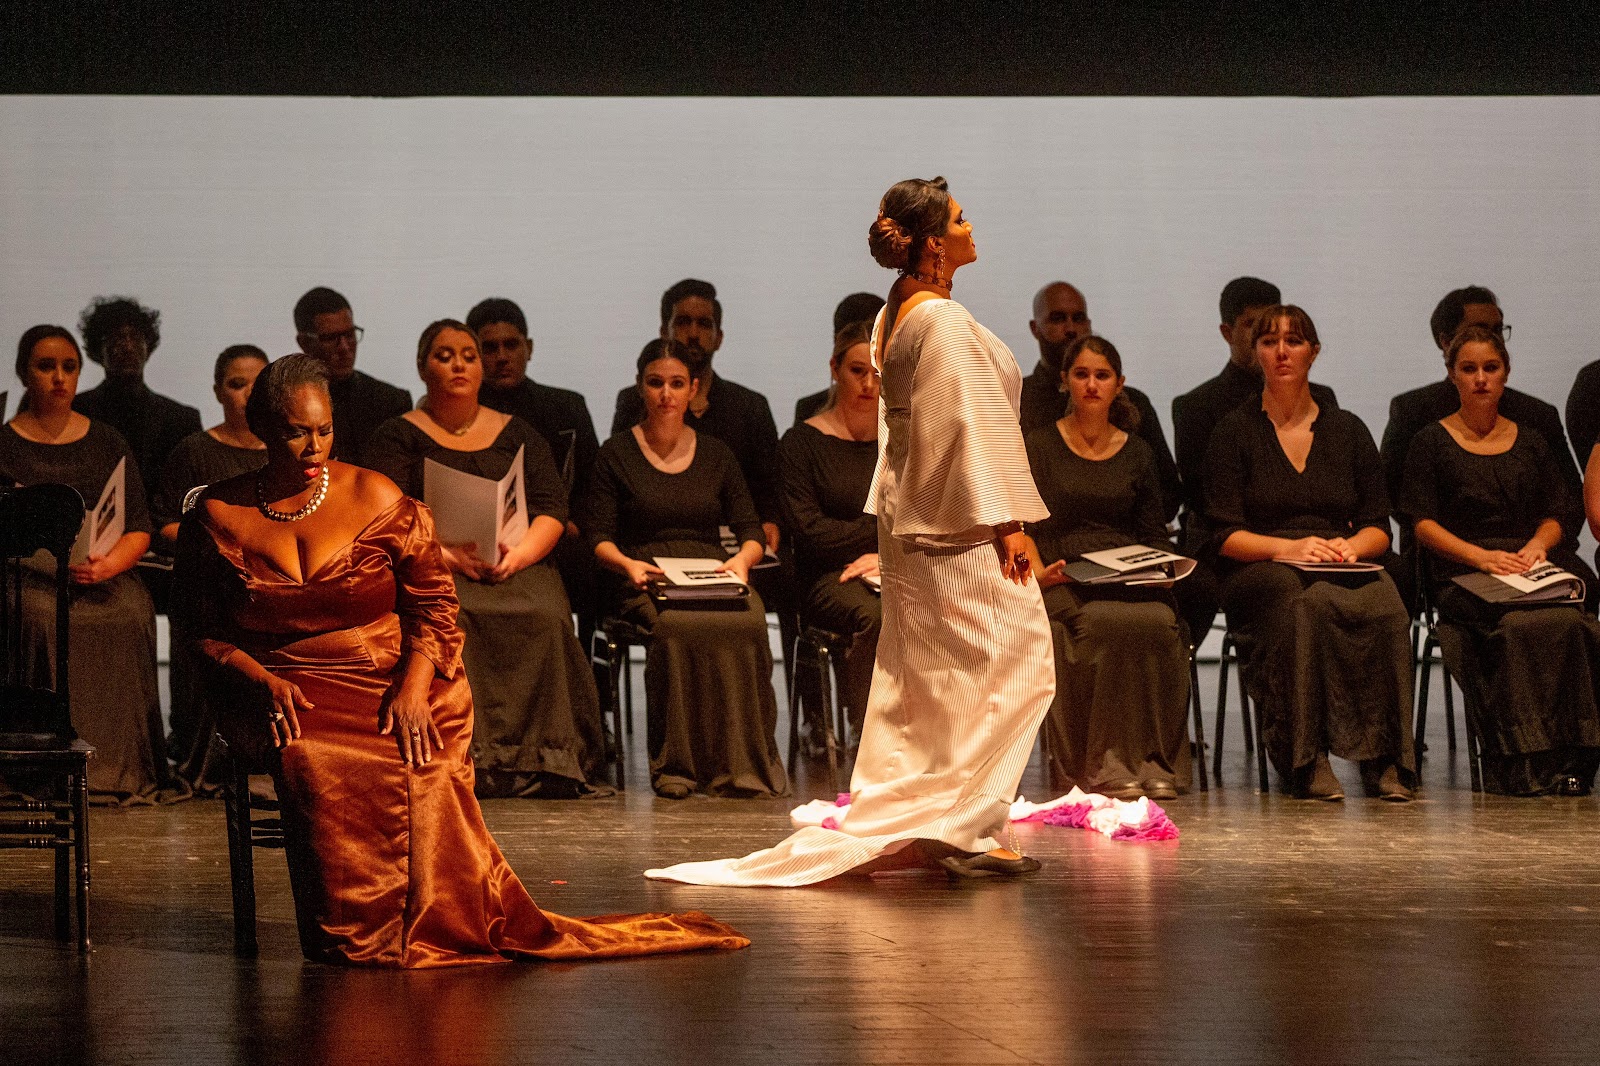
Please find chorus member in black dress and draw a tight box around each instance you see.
[364,320,604,798]
[71,296,202,521]
[793,293,886,426]
[293,287,412,462]
[780,321,881,745]
[155,346,269,546]
[1024,336,1191,800]
[1018,283,1180,520]
[1205,306,1415,802]
[1381,286,1578,535]
[609,280,783,551]
[158,345,269,790]
[1,326,171,802]
[584,340,786,800]
[1170,278,1338,640]
[1400,326,1600,795]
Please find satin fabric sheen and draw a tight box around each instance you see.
[181,495,747,966]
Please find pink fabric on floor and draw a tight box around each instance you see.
[799,787,1178,841]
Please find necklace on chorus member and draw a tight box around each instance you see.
[901,268,952,291]
[256,467,330,522]
[425,400,479,437]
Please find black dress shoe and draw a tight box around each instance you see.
[1554,774,1591,797]
[938,853,1044,880]
[1141,779,1180,801]
[1095,780,1145,802]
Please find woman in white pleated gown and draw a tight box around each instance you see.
[647,177,1055,886]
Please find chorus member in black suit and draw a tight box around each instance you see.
[793,293,886,426]
[585,339,786,800]
[1206,306,1415,802]
[71,296,203,533]
[780,321,881,744]
[1400,326,1600,796]
[1566,357,1600,473]
[1,326,173,802]
[609,280,783,551]
[1380,286,1579,535]
[466,298,599,511]
[1019,283,1180,521]
[364,320,605,798]
[294,287,412,462]
[466,296,602,649]
[1024,336,1191,801]
[157,345,269,791]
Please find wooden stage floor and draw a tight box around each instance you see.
[5,666,1600,1066]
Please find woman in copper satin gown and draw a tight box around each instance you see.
[172,354,747,967]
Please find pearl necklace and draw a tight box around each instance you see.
[256,467,330,522]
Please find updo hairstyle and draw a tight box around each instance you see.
[1444,324,1510,372]
[15,325,81,379]
[245,353,331,440]
[415,318,477,375]
[1061,336,1141,432]
[635,338,706,382]
[868,177,951,272]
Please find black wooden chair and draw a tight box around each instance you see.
[786,624,848,794]
[0,483,92,952]
[1209,629,1266,789]
[1413,556,1478,789]
[589,618,644,790]
[212,733,282,956]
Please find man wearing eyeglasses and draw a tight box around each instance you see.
[1379,285,1580,534]
[292,287,413,462]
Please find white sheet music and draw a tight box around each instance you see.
[423,445,526,567]
[70,457,125,564]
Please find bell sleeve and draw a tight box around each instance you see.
[1348,415,1394,536]
[869,301,1047,537]
[511,419,569,525]
[390,499,465,678]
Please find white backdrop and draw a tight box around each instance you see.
[3,95,1598,453]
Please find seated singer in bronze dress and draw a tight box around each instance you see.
[778,321,882,747]
[1400,326,1600,795]
[364,320,605,798]
[171,354,746,967]
[1024,337,1191,800]
[1205,306,1415,802]
[583,340,788,800]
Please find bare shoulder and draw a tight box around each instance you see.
[341,463,405,513]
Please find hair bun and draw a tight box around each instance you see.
[868,216,912,271]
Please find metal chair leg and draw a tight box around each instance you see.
[1443,661,1458,752]
[1237,654,1254,754]
[786,645,803,780]
[1251,690,1269,793]
[1189,650,1208,793]
[1416,632,1434,762]
[1213,640,1230,781]
[220,741,259,957]
[817,643,840,794]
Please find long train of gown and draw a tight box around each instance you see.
[176,496,747,966]
[647,298,1054,887]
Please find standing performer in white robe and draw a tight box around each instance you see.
[647,177,1055,886]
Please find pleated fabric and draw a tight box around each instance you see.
[646,298,1055,887]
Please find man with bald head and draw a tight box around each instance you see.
[1021,281,1181,520]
